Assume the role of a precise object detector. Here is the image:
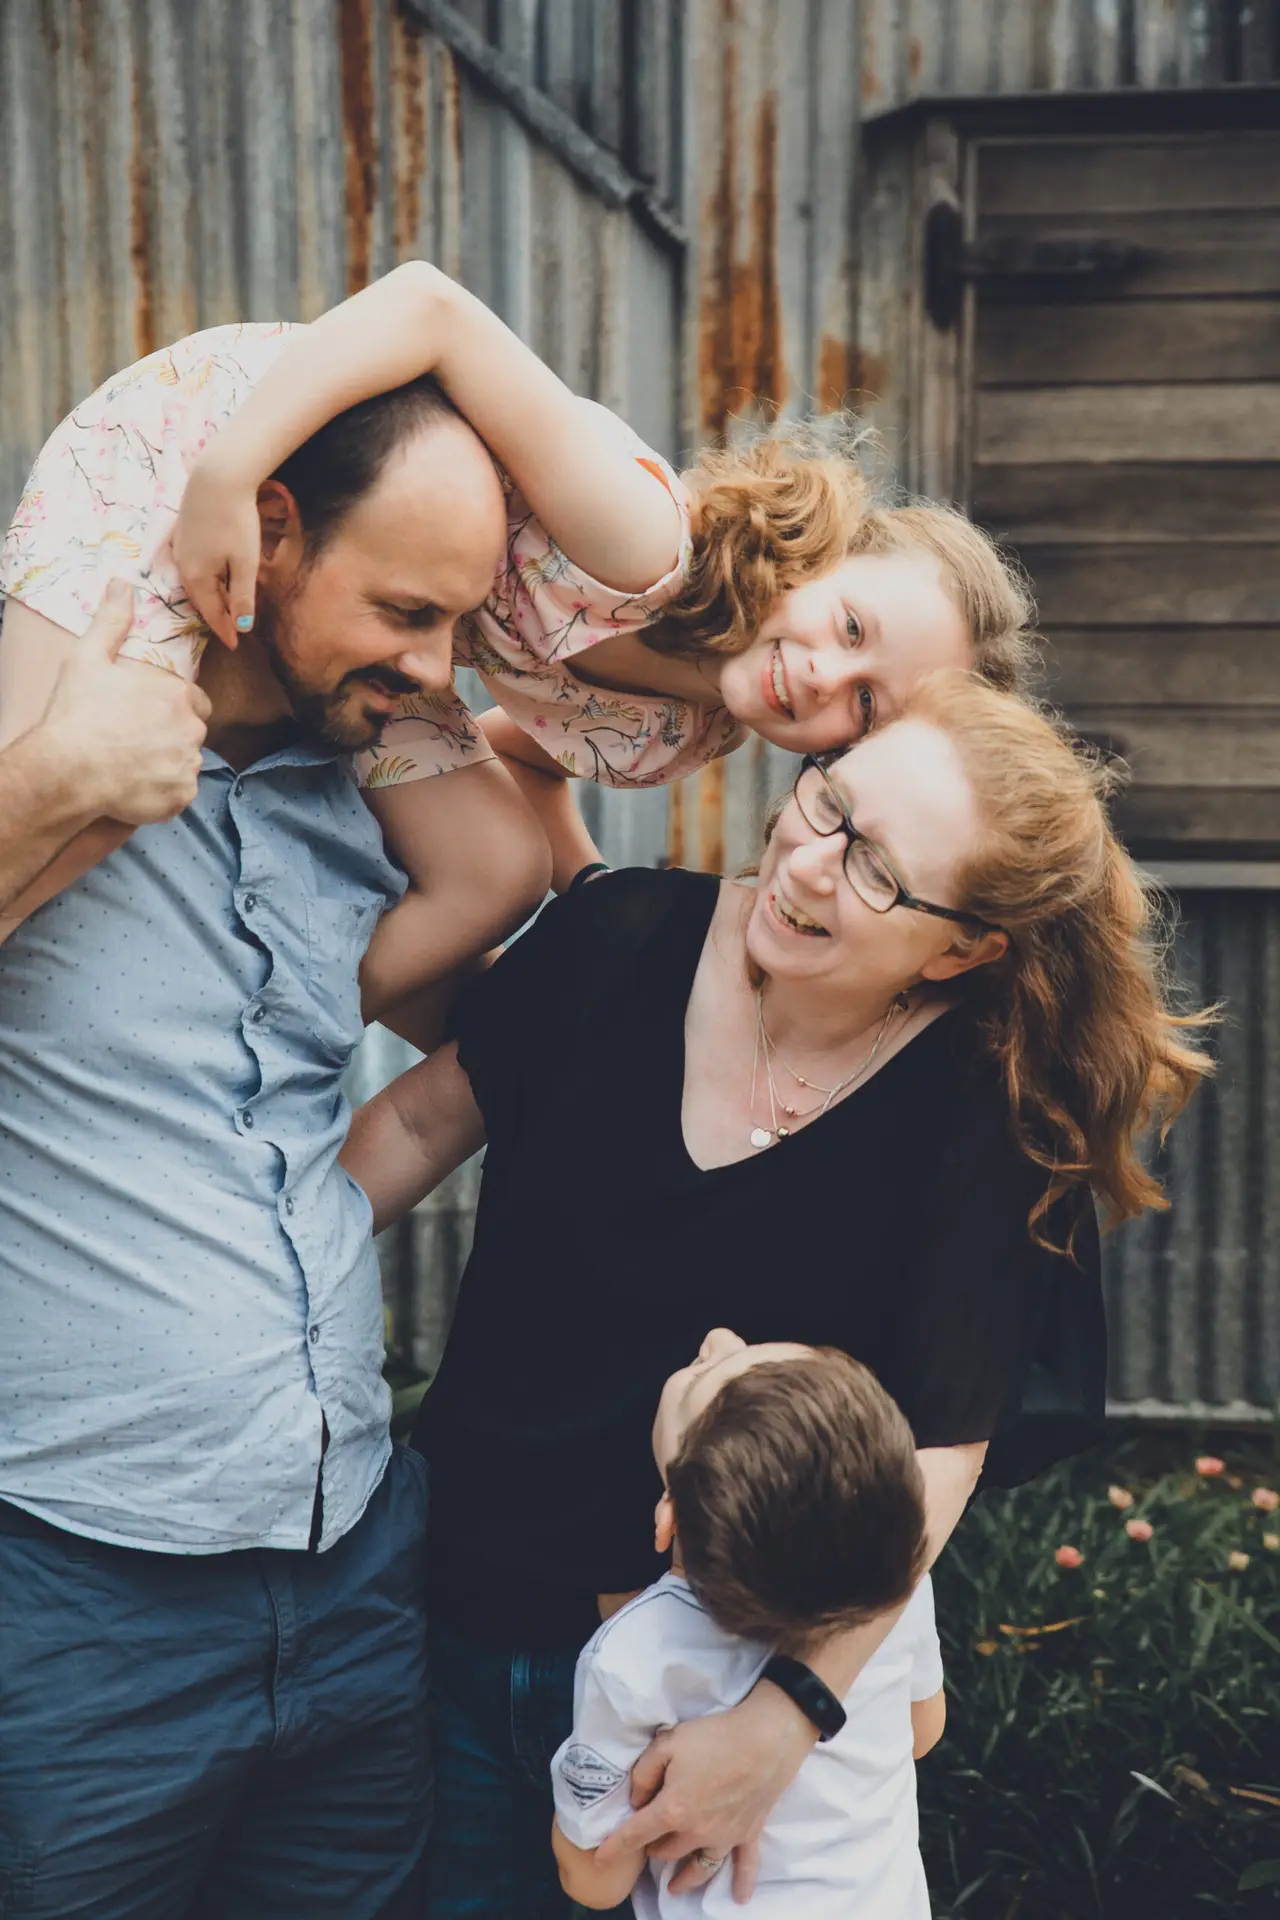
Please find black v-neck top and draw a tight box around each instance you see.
[414,868,1105,1646]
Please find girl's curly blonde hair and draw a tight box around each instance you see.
[654,419,1036,693]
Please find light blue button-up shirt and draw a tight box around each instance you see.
[0,743,406,1552]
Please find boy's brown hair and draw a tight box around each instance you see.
[665,1349,927,1649]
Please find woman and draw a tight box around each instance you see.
[172,259,1034,895]
[342,671,1212,1917]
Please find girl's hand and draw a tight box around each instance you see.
[174,457,263,651]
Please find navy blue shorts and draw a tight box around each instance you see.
[0,1443,431,1919]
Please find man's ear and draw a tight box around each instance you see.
[918,925,1008,985]
[256,479,303,569]
[654,1491,676,1556]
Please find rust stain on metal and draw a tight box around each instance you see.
[817,337,890,410]
[907,37,923,81]
[667,777,687,870]
[130,56,156,357]
[698,32,785,440]
[339,0,377,292]
[392,8,428,257]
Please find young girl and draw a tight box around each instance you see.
[174,261,1035,895]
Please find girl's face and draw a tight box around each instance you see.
[717,550,973,754]
[748,716,995,1002]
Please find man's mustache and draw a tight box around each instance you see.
[344,667,422,697]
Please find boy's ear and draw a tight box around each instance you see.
[654,1491,676,1556]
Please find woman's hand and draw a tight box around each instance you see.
[594,1684,816,1903]
[174,454,264,652]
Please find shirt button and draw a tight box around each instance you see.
[284,1195,295,1216]
[308,1325,320,1345]
[250,1004,266,1024]
[234,779,246,799]
[242,892,257,914]
[241,1109,255,1130]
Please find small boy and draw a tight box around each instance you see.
[550,1329,945,1918]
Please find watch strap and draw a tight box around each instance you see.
[761,1653,847,1742]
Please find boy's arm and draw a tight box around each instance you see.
[551,1819,647,1912]
[911,1690,946,1759]
[340,1040,486,1233]
[176,261,681,647]
[358,760,551,1050]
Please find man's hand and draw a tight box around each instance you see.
[41,579,210,824]
[594,1684,816,1903]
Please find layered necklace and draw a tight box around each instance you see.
[748,986,907,1150]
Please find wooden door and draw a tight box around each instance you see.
[960,125,1280,861]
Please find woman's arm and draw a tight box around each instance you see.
[358,759,551,1049]
[340,1040,486,1234]
[595,1441,986,1901]
[176,262,682,645]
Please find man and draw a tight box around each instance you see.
[0,346,545,1916]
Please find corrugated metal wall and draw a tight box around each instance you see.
[3,0,1276,1416]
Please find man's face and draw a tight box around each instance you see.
[254,415,507,753]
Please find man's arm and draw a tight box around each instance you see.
[911,1690,946,1759]
[0,587,210,939]
[596,1441,987,1902]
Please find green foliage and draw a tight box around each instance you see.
[920,1435,1280,1918]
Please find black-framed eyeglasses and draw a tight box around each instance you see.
[792,756,1002,932]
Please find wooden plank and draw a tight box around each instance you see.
[977,134,1280,217]
[1111,787,1280,858]
[1038,630,1280,707]
[1020,543,1280,625]
[974,212,1280,298]
[972,463,1280,544]
[976,384,1280,464]
[976,299,1280,388]
[1060,709,1280,788]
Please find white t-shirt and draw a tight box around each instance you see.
[551,1572,943,1920]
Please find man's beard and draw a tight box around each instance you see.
[254,593,420,754]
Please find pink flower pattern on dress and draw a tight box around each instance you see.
[0,324,736,793]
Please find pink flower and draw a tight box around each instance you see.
[1055,1545,1084,1569]
[1251,1487,1279,1513]
[1125,1518,1154,1542]
[1195,1456,1226,1477]
[1227,1551,1250,1572]
[1108,1485,1135,1510]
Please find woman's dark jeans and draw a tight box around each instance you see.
[424,1618,632,1920]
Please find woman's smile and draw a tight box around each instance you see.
[768,886,830,938]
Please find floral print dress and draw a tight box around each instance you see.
[0,322,737,790]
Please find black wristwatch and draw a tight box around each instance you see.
[761,1654,848,1742]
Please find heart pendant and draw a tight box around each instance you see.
[749,1126,772,1150]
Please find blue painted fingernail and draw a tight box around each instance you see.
[236,615,253,632]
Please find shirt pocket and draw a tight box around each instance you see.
[304,895,383,1059]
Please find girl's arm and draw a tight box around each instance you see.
[176,262,682,646]
[473,708,603,896]
[358,759,550,1050]
[340,1040,486,1234]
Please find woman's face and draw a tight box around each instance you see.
[717,551,972,755]
[748,716,990,1000]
